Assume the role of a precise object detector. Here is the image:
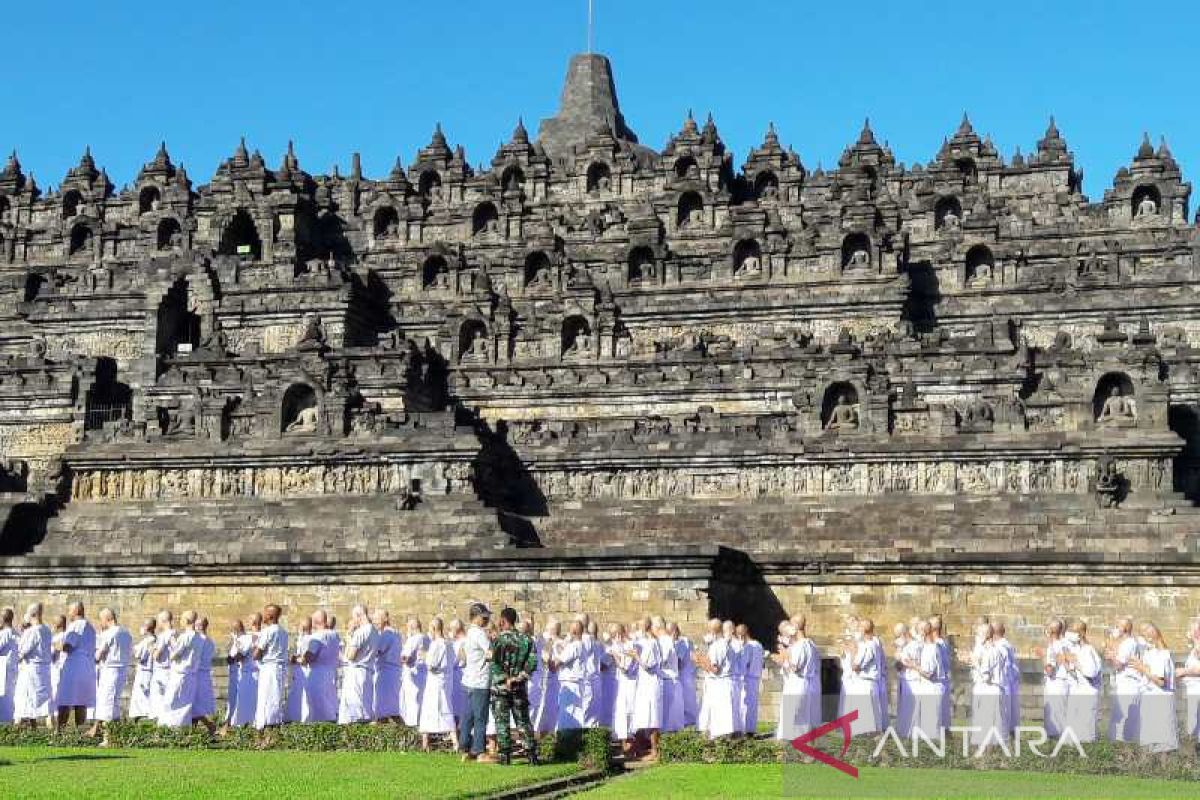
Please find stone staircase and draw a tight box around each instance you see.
[32,492,510,560]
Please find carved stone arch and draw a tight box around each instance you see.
[627,245,657,284]
[673,155,698,179]
[156,216,184,251]
[1093,371,1135,421]
[820,379,863,430]
[279,381,323,436]
[62,189,83,219]
[733,238,762,272]
[954,157,977,185]
[138,185,162,215]
[500,163,525,191]
[372,204,400,238]
[561,313,592,358]
[841,231,871,269]
[964,243,994,283]
[418,169,442,200]
[68,221,94,256]
[676,191,704,228]
[422,253,450,289]
[586,161,612,193]
[457,317,490,362]
[934,195,962,229]
[753,170,779,199]
[1131,183,1162,217]
[524,250,552,287]
[472,201,499,236]
[218,208,261,259]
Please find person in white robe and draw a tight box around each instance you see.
[159,610,199,729]
[597,627,616,729]
[302,610,339,722]
[554,621,587,731]
[969,623,1008,747]
[285,617,312,723]
[930,615,953,729]
[725,620,746,735]
[87,608,132,741]
[773,616,822,740]
[128,618,157,721]
[839,618,885,736]
[399,618,428,727]
[630,617,664,759]
[14,603,52,727]
[579,615,603,728]
[338,604,378,724]
[151,609,175,722]
[220,619,245,730]
[252,604,288,742]
[1041,619,1071,738]
[669,622,698,728]
[1062,621,1102,743]
[0,607,18,724]
[654,618,684,733]
[373,610,403,722]
[1107,616,1143,742]
[191,616,217,734]
[697,618,736,741]
[736,624,764,735]
[607,624,638,750]
[449,618,467,722]
[49,615,65,712]
[55,602,97,729]
[891,623,919,738]
[531,620,560,734]
[908,620,945,740]
[1133,622,1177,753]
[419,617,457,748]
[994,622,1021,735]
[1178,621,1200,741]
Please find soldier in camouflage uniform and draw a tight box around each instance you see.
[489,607,539,765]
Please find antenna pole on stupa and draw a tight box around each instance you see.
[587,0,595,54]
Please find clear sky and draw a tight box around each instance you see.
[3,1,1196,200]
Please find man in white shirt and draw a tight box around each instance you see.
[338,604,378,724]
[253,603,288,745]
[87,607,132,742]
[458,602,493,762]
[55,602,96,730]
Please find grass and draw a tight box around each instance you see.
[578,763,1200,799]
[0,747,577,799]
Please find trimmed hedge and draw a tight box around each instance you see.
[0,721,614,771]
[659,730,1200,782]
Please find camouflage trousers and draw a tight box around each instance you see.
[490,684,535,756]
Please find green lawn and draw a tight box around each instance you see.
[580,764,1200,799]
[0,747,577,799]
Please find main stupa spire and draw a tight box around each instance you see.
[537,53,640,160]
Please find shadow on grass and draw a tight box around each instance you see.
[32,754,131,764]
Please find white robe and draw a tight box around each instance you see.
[253,624,288,729]
[49,631,65,707]
[676,638,699,727]
[581,635,604,728]
[608,642,638,740]
[15,624,52,721]
[57,619,97,708]
[450,637,467,719]
[911,641,945,739]
[657,633,685,733]
[374,627,403,720]
[418,638,456,734]
[338,623,378,724]
[94,625,132,722]
[631,635,663,732]
[129,635,156,719]
[399,633,427,726]
[1108,636,1143,742]
[285,634,310,723]
[1042,638,1071,737]
[698,638,736,739]
[1137,647,1177,752]
[192,634,216,719]
[598,644,616,729]
[970,642,1007,746]
[0,627,20,722]
[935,637,953,729]
[1064,641,1102,742]
[306,629,340,722]
[839,639,885,736]
[892,638,922,738]
[997,636,1021,734]
[1182,651,1200,739]
[159,629,198,728]
[228,632,258,726]
[532,636,559,734]
[151,630,174,721]
[555,639,587,731]
[728,638,746,733]
[776,638,822,740]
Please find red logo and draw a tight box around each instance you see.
[789,711,859,778]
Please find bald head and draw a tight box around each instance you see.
[99,607,116,627]
[182,609,198,626]
[372,608,389,628]
[311,609,328,630]
[68,601,85,619]
[1,607,13,628]
[994,621,1007,638]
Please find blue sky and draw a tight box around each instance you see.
[3,1,1196,200]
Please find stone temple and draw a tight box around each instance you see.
[1,53,1198,684]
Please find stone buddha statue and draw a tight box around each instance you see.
[1135,196,1158,219]
[285,405,320,434]
[736,253,762,277]
[848,249,870,268]
[1097,386,1137,424]
[825,394,860,431]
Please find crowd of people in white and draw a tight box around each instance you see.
[1,602,1199,758]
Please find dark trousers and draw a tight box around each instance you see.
[459,686,490,755]
[492,684,535,756]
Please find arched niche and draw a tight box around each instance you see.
[586,162,612,193]
[1131,184,1162,219]
[281,383,319,434]
[138,186,161,215]
[373,206,400,238]
[68,223,93,256]
[84,357,132,431]
[964,244,994,283]
[422,254,449,289]
[821,381,861,431]
[418,169,441,200]
[155,279,200,357]
[627,246,656,283]
[754,170,780,200]
[677,191,704,229]
[1093,372,1136,423]
[561,315,592,357]
[955,157,977,185]
[935,196,962,229]
[23,273,45,303]
[156,218,182,251]
[500,165,525,192]
[316,212,350,261]
[62,190,82,219]
[219,209,261,259]
[524,251,551,287]
[674,155,698,179]
[458,319,489,361]
[733,239,762,276]
[860,166,878,198]
[841,232,871,269]
[472,202,499,236]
